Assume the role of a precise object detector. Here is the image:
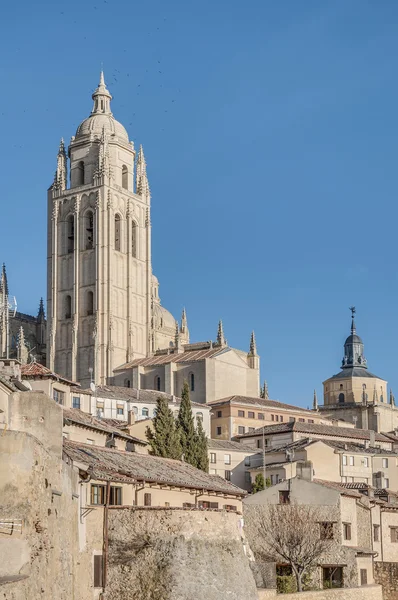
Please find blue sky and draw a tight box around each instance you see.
[1,0,398,407]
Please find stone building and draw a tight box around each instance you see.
[46,72,189,388]
[0,264,46,363]
[209,394,338,440]
[244,477,377,590]
[112,324,260,403]
[319,308,398,433]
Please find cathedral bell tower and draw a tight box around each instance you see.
[47,73,152,387]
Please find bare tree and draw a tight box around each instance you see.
[248,503,334,592]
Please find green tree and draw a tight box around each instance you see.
[176,381,197,466]
[146,396,181,459]
[252,473,264,493]
[194,417,209,472]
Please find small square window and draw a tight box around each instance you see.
[343,456,347,466]
[225,470,231,481]
[244,471,251,483]
[349,456,354,466]
[383,458,389,469]
[238,426,245,435]
[72,396,80,409]
[224,454,231,465]
[280,415,283,422]
[210,453,216,464]
[258,413,265,420]
[308,419,314,423]
[298,418,305,423]
[53,389,64,405]
[391,527,398,543]
[117,406,124,416]
[216,427,222,435]
[217,410,222,418]
[319,522,334,540]
[271,414,275,421]
[248,411,255,419]
[238,410,245,417]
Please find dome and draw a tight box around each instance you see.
[75,113,129,142]
[74,71,129,143]
[344,333,363,345]
[154,305,177,331]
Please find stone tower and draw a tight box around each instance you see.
[47,73,154,387]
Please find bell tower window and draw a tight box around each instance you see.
[85,211,94,249]
[67,215,74,254]
[76,161,84,186]
[338,393,345,404]
[86,290,94,316]
[115,215,121,251]
[65,295,72,319]
[122,165,128,190]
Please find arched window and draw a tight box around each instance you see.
[65,295,72,319]
[122,165,128,190]
[114,214,121,251]
[196,412,203,422]
[190,373,195,392]
[155,376,161,391]
[85,211,94,249]
[142,407,149,417]
[131,222,137,257]
[132,406,138,414]
[338,393,345,404]
[86,290,94,316]
[339,384,343,390]
[76,161,84,186]
[124,378,131,388]
[67,215,74,254]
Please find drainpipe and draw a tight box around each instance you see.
[102,481,111,593]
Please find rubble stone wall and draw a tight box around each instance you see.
[107,507,259,600]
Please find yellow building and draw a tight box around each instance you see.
[320,308,398,433]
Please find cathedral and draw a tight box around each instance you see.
[0,73,260,398]
[46,73,189,387]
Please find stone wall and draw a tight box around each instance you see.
[374,562,398,600]
[258,584,383,600]
[106,507,259,600]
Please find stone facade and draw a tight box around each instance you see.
[374,563,398,600]
[106,507,258,600]
[46,73,188,388]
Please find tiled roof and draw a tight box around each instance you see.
[207,439,257,452]
[208,395,317,414]
[0,374,19,392]
[21,362,78,386]
[76,386,208,409]
[63,439,246,496]
[326,368,385,381]
[114,345,229,371]
[312,479,362,498]
[236,421,391,443]
[62,408,146,444]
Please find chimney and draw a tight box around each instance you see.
[296,461,313,482]
[367,486,374,500]
[369,430,376,448]
[128,410,136,425]
[364,440,370,449]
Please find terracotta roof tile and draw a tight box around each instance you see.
[114,345,227,370]
[21,362,79,386]
[77,386,207,408]
[236,421,391,443]
[208,395,317,414]
[207,439,257,452]
[63,439,246,496]
[62,408,146,444]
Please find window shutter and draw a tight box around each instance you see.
[93,554,103,588]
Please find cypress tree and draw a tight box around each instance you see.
[252,473,265,493]
[176,381,197,466]
[195,417,209,472]
[146,396,181,459]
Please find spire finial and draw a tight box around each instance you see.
[349,306,356,334]
[91,71,112,115]
[180,307,188,334]
[217,320,226,346]
[313,389,318,410]
[249,330,257,355]
[260,380,269,400]
[99,69,105,87]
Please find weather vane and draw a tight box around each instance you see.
[349,306,356,317]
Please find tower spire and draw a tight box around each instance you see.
[91,71,112,115]
[136,145,150,200]
[0,263,8,296]
[342,306,367,369]
[260,380,269,400]
[249,331,257,355]
[217,320,226,347]
[53,138,67,193]
[313,389,318,410]
[174,320,182,353]
[180,307,188,334]
[17,326,28,364]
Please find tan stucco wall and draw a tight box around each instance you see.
[324,374,387,407]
